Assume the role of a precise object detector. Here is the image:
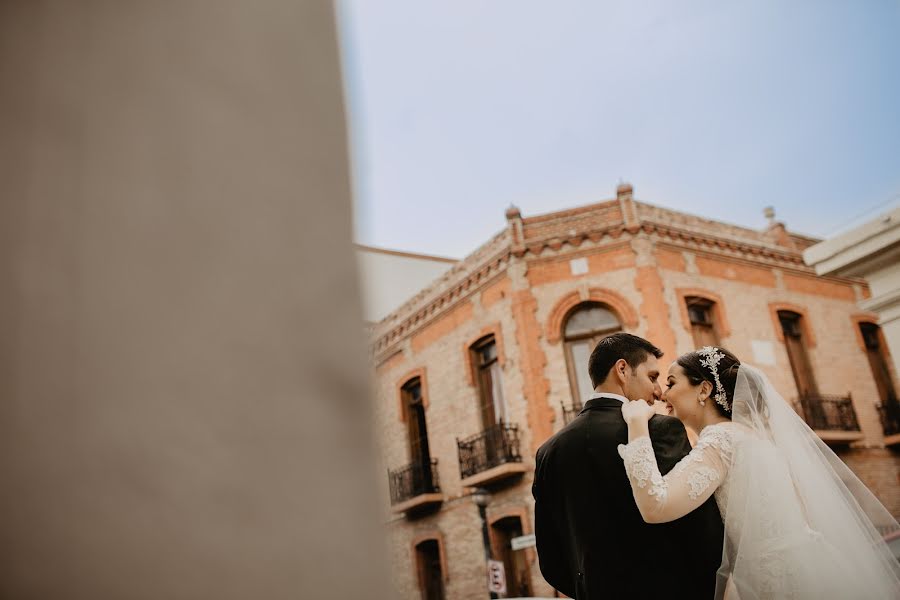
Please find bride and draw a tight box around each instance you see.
[618,346,900,599]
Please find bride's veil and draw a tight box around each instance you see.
[715,364,900,599]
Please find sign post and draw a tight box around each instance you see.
[487,559,507,595]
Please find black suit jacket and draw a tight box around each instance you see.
[533,397,724,599]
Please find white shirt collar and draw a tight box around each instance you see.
[588,392,629,404]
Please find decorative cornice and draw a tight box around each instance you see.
[646,223,806,267]
[513,224,629,258]
[372,251,510,360]
[651,235,864,285]
[639,219,802,261]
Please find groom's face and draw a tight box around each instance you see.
[623,355,662,403]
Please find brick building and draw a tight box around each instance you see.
[369,184,900,599]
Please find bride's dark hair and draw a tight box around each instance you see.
[676,347,741,418]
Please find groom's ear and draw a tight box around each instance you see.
[613,358,629,383]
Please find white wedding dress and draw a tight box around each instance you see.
[619,365,900,599]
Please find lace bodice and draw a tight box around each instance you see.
[618,422,748,523]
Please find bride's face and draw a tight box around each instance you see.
[662,363,702,424]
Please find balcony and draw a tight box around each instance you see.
[561,401,582,426]
[877,401,900,445]
[795,394,863,443]
[457,421,525,488]
[388,459,443,514]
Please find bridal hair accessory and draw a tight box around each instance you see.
[698,346,730,411]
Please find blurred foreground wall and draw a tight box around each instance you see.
[0,1,390,598]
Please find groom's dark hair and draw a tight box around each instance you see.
[588,333,663,387]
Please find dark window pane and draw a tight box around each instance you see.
[779,311,802,338]
[479,341,497,363]
[687,303,711,325]
[416,540,445,600]
[861,323,881,350]
[403,379,422,404]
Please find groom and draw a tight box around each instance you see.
[533,333,724,599]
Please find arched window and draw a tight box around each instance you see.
[563,303,621,407]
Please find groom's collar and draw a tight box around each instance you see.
[580,392,629,414]
[588,392,628,404]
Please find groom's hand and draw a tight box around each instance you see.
[622,399,656,424]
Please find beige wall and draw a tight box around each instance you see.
[356,247,457,323]
[0,2,390,598]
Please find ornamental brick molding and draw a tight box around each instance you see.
[546,288,640,344]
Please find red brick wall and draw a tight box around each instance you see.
[481,276,511,309]
[696,255,777,287]
[526,246,635,287]
[655,247,687,272]
[783,272,856,301]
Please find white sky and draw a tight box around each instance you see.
[338,0,900,258]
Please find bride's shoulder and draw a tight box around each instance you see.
[702,420,752,433]
[696,421,743,452]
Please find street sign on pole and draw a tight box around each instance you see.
[487,559,507,595]
[510,533,536,551]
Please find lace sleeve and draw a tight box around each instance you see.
[618,425,733,523]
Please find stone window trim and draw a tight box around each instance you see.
[675,288,732,339]
[396,367,428,423]
[463,325,507,387]
[768,302,817,348]
[546,288,639,344]
[411,531,450,584]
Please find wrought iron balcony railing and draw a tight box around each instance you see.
[878,401,900,437]
[795,394,860,432]
[561,401,583,426]
[457,421,522,480]
[388,459,440,506]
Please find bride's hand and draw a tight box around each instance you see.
[621,399,656,424]
[651,400,671,416]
